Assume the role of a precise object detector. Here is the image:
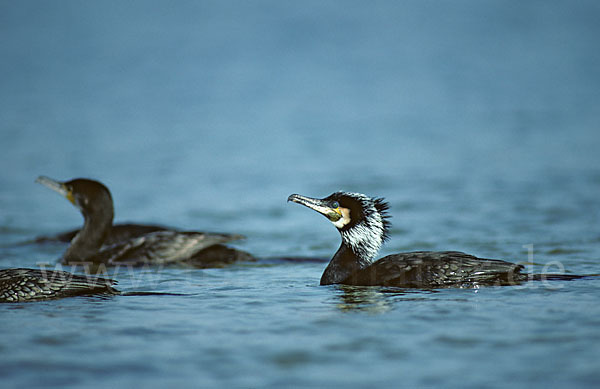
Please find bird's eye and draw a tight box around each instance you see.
[331,201,339,209]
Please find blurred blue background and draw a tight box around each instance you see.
[1,1,599,387]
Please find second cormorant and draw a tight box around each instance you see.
[36,176,254,266]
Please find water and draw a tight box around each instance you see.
[1,0,600,387]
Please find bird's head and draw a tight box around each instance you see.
[288,191,391,263]
[36,176,114,220]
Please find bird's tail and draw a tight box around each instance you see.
[528,273,599,281]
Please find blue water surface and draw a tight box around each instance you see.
[1,1,600,387]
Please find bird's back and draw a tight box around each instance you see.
[0,268,118,302]
[65,231,245,266]
[347,251,525,288]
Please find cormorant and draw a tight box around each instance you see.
[36,176,254,266]
[0,268,118,303]
[288,191,586,288]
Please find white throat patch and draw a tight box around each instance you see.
[332,207,351,229]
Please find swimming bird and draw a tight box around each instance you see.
[0,268,118,303]
[288,191,586,288]
[36,176,253,266]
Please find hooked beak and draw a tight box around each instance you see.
[288,194,342,222]
[36,176,75,205]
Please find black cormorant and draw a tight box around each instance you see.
[0,268,118,303]
[36,176,253,266]
[288,191,586,288]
